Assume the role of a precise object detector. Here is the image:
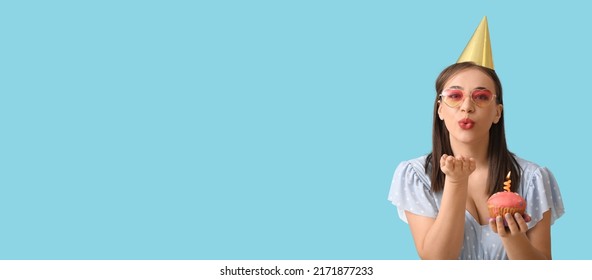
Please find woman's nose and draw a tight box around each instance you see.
[459,96,475,113]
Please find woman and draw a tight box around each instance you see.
[388,17,564,260]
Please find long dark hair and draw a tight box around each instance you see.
[425,62,521,195]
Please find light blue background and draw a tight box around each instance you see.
[1,1,589,259]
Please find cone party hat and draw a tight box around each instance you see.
[457,16,494,70]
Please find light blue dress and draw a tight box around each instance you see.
[388,155,565,260]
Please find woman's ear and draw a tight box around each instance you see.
[493,104,503,124]
[437,101,444,120]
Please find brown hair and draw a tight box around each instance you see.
[424,62,521,195]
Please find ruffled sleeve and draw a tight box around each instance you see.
[522,166,565,227]
[388,159,439,223]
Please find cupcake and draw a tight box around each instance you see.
[487,171,526,218]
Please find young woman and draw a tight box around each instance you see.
[388,18,564,260]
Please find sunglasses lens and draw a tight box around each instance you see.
[471,90,493,106]
[441,90,464,107]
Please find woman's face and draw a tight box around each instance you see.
[437,68,503,145]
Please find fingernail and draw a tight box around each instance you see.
[524,215,532,222]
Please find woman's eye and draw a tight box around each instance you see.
[473,92,491,101]
[448,93,463,100]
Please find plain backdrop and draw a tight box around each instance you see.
[0,0,589,259]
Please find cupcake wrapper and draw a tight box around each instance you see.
[488,206,525,219]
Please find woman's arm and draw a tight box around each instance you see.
[490,210,552,259]
[405,155,475,259]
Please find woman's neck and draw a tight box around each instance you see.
[450,139,489,169]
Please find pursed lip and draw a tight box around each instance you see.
[458,118,475,130]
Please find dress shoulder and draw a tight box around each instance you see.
[514,156,565,226]
[387,155,439,223]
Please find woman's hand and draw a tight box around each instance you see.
[489,212,532,237]
[440,154,476,184]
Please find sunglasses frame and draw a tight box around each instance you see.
[439,89,497,108]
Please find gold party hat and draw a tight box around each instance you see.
[457,16,494,70]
